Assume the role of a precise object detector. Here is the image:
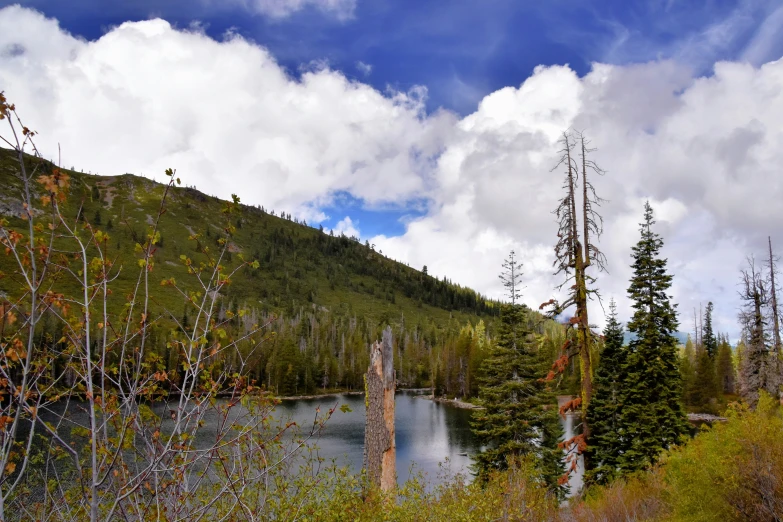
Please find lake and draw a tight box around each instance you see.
[276,390,479,485]
[275,389,584,494]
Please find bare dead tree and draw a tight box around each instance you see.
[765,237,782,399]
[739,256,769,407]
[542,130,606,468]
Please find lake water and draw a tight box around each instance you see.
[30,389,583,496]
[275,389,584,494]
[276,390,479,485]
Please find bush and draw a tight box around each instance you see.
[664,392,783,521]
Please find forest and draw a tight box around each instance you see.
[1,92,782,521]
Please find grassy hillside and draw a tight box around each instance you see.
[0,146,498,330]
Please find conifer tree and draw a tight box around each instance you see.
[680,335,697,405]
[692,348,719,413]
[618,202,688,474]
[585,298,627,485]
[703,301,717,357]
[472,253,564,495]
[716,334,736,395]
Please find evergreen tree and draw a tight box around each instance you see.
[585,298,627,485]
[716,335,736,395]
[692,348,719,413]
[471,303,564,495]
[680,335,697,405]
[703,301,717,357]
[472,252,564,495]
[618,202,688,474]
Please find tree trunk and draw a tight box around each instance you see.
[574,242,592,470]
[364,326,396,491]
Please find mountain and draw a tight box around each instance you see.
[0,147,498,327]
[0,147,502,396]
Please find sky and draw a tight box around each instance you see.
[2,0,783,340]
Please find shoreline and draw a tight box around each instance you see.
[275,387,432,401]
[416,394,484,410]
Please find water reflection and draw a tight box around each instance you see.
[275,390,478,485]
[277,390,585,493]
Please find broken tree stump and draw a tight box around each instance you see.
[364,326,396,491]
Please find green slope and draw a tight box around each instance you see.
[0,146,498,329]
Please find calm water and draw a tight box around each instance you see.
[275,390,479,485]
[276,390,584,493]
[31,389,583,494]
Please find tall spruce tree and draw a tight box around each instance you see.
[472,253,564,495]
[703,301,717,357]
[618,202,688,474]
[585,298,627,485]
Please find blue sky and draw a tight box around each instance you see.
[10,0,782,115]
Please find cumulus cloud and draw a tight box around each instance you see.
[375,58,783,340]
[0,5,449,224]
[2,5,783,339]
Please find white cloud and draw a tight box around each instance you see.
[330,216,360,238]
[3,6,783,340]
[355,61,372,76]
[242,0,356,20]
[0,5,448,220]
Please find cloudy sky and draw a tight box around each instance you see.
[2,1,783,340]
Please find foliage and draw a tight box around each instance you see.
[585,298,627,485]
[664,392,783,521]
[0,96,337,521]
[619,201,688,474]
[471,303,565,496]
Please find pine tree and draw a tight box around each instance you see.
[472,253,564,495]
[471,304,564,494]
[680,335,697,405]
[542,131,607,470]
[585,298,627,485]
[618,202,688,474]
[739,257,768,406]
[716,334,736,395]
[703,302,717,357]
[692,348,719,413]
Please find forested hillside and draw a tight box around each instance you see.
[0,147,516,396]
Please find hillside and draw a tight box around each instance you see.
[0,147,498,327]
[0,146,508,396]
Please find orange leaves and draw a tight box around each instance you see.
[153,371,168,382]
[4,462,15,475]
[539,299,555,310]
[559,396,582,417]
[0,416,13,430]
[36,168,70,203]
[5,338,26,363]
[0,91,8,119]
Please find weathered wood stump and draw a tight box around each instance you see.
[364,326,395,491]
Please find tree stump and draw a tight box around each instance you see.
[364,326,395,491]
